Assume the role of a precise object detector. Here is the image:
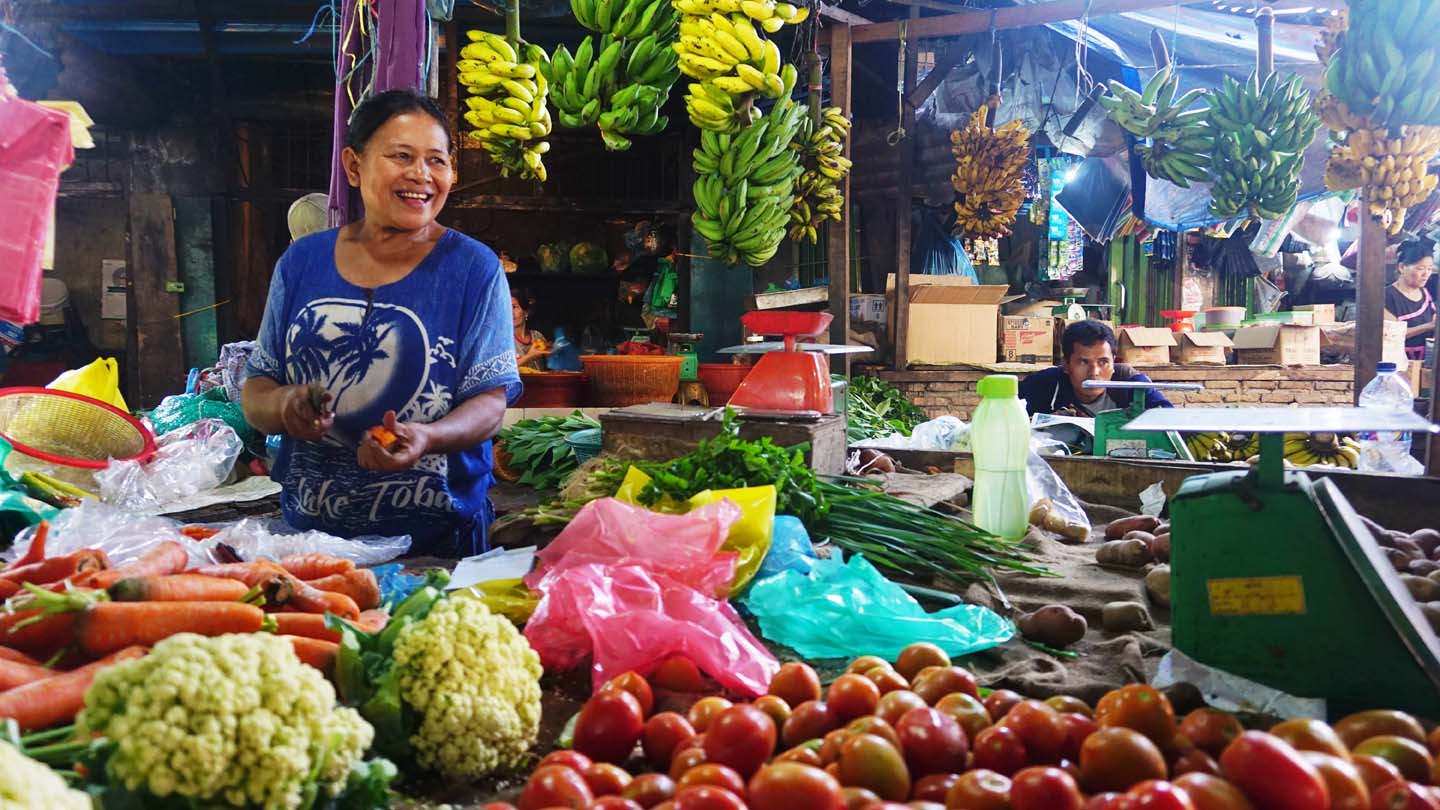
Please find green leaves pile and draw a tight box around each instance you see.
[499,411,601,491]
[847,375,927,442]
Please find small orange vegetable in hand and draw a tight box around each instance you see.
[368,425,399,451]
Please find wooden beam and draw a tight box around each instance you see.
[907,41,970,109]
[887,0,974,14]
[828,24,854,376]
[127,194,185,409]
[818,4,874,26]
[829,0,1199,45]
[893,7,919,372]
[1354,191,1388,402]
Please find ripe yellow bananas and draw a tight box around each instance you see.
[950,107,1031,238]
[460,30,551,181]
[670,0,803,131]
[788,106,851,243]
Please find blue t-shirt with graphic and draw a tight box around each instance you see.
[246,227,521,556]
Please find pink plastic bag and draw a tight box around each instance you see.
[0,93,72,325]
[525,562,779,697]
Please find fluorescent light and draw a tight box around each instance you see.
[1064,167,1080,183]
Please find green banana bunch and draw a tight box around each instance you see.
[788,106,851,243]
[1324,0,1440,129]
[1205,71,1320,221]
[692,94,808,266]
[1097,66,1212,189]
[459,31,552,181]
[670,0,806,131]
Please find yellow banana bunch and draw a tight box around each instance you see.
[787,106,851,243]
[1184,432,1232,463]
[670,0,806,131]
[1324,124,1440,235]
[1282,432,1361,469]
[460,30,552,181]
[950,106,1031,238]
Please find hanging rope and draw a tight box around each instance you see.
[1072,0,1094,106]
[887,19,908,145]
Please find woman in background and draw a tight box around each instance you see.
[1386,239,1436,360]
[512,288,548,370]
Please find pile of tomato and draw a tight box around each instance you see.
[489,642,1440,810]
[616,341,667,356]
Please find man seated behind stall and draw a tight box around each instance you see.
[1018,320,1173,417]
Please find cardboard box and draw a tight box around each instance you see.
[1232,323,1321,365]
[1381,317,1410,366]
[1053,317,1117,364]
[1171,331,1232,365]
[1000,315,1056,363]
[1117,327,1177,366]
[887,275,1016,365]
[1295,304,1336,325]
[850,294,887,324]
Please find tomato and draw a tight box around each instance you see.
[1300,752,1371,810]
[1335,712,1427,750]
[480,804,519,810]
[1269,719,1352,762]
[822,730,851,765]
[1370,781,1440,810]
[849,656,893,675]
[878,691,931,727]
[670,747,709,781]
[655,803,677,810]
[1353,755,1407,792]
[777,743,825,768]
[838,733,912,801]
[896,643,952,681]
[586,763,635,796]
[784,700,839,748]
[1126,781,1197,810]
[677,735,707,755]
[972,724,1030,777]
[1061,713,1099,763]
[575,690,646,765]
[830,674,884,723]
[912,773,961,803]
[913,667,981,707]
[771,663,823,708]
[1172,774,1255,810]
[605,672,656,718]
[1001,701,1069,765]
[936,692,994,742]
[653,657,706,693]
[705,705,777,778]
[1046,696,1095,719]
[1353,736,1434,784]
[1171,750,1220,778]
[910,802,948,810]
[1220,732,1329,810]
[754,695,792,731]
[985,690,1025,721]
[1084,793,1126,810]
[592,799,646,810]
[671,785,748,810]
[1080,727,1169,794]
[896,707,969,776]
[520,765,596,810]
[1179,710,1244,759]
[1011,767,1085,810]
[679,764,748,798]
[844,786,883,810]
[847,716,904,751]
[623,774,678,808]
[869,666,914,695]
[748,762,846,810]
[539,751,595,773]
[1096,686,1178,747]
[644,713,697,771]
[1429,727,1440,759]
[688,697,734,734]
[944,769,1013,810]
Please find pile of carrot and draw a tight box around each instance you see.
[0,524,390,730]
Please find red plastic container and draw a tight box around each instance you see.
[696,363,752,405]
[515,372,588,408]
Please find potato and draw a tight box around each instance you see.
[1150,532,1171,564]
[1400,574,1440,603]
[1394,538,1425,561]
[1031,498,1090,544]
[1361,516,1393,545]
[1102,601,1154,633]
[1433,545,1440,563]
[1154,523,1171,536]
[1105,515,1160,541]
[1385,548,1412,572]
[1123,530,1157,545]
[1016,605,1088,648]
[1428,569,1440,585]
[1095,539,1153,567]
[1407,560,1440,577]
[1410,529,1440,557]
[1419,603,1440,636]
[1145,565,1172,608]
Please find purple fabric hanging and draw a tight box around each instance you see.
[327,0,430,227]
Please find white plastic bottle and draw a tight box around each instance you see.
[1356,361,1416,472]
[972,374,1031,540]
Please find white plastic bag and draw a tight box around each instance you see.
[97,419,243,511]
[853,416,971,451]
[189,518,410,566]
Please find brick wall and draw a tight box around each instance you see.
[862,365,1356,420]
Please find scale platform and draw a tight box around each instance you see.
[1123,406,1440,717]
[1083,380,1201,460]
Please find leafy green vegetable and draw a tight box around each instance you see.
[498,411,601,491]
[847,375,927,442]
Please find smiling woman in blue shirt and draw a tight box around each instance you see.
[1018,320,1173,417]
[241,90,522,557]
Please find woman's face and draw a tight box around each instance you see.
[512,296,526,328]
[1401,256,1435,289]
[342,112,453,233]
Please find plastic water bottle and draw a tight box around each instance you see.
[972,374,1031,540]
[1356,361,1415,472]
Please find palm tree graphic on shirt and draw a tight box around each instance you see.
[324,314,401,414]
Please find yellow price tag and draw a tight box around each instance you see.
[1207,576,1307,617]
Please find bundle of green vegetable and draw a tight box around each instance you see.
[497,411,601,491]
[847,375,927,442]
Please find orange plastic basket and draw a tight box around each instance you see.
[580,355,683,407]
[0,387,156,490]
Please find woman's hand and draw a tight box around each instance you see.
[357,410,430,471]
[279,384,334,441]
[518,345,550,366]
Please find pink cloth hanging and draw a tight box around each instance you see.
[0,89,72,325]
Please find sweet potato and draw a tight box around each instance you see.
[1145,565,1172,608]
[1150,532,1171,564]
[1095,539,1153,568]
[1409,529,1440,557]
[1102,601,1154,633]
[1400,574,1440,603]
[1105,515,1160,541]
[1015,605,1087,648]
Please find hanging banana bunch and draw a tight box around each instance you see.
[459,30,552,181]
[1098,67,1213,189]
[545,0,681,150]
[1204,72,1319,222]
[1322,0,1440,129]
[671,0,808,132]
[950,106,1031,239]
[787,106,851,243]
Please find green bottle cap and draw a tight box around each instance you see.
[977,374,1019,399]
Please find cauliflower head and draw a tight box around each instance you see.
[0,741,92,810]
[79,632,374,810]
[391,596,543,781]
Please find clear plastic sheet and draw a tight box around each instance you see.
[97,419,243,512]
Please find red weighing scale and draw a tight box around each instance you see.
[1161,310,1198,332]
[724,311,872,416]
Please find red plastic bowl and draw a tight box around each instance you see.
[696,363,753,405]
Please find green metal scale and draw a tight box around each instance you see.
[1083,380,1200,460]
[668,332,703,382]
[1125,407,1440,718]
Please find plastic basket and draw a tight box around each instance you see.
[515,371,588,409]
[580,355,683,407]
[0,387,156,491]
[564,427,604,464]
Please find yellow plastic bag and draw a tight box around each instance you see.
[457,578,540,623]
[47,358,128,412]
[616,466,777,592]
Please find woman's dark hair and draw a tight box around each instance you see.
[1061,319,1118,358]
[345,90,451,152]
[1398,239,1435,267]
[510,287,536,313]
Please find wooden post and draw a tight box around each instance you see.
[1427,315,1440,473]
[1355,191,1388,401]
[893,7,919,371]
[828,25,853,375]
[1255,7,1275,79]
[127,194,185,409]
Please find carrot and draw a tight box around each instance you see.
[0,610,77,654]
[0,647,40,666]
[5,522,48,570]
[178,525,220,541]
[191,561,296,605]
[280,553,354,580]
[305,568,381,610]
[87,541,188,590]
[284,581,361,620]
[368,425,399,451]
[272,613,343,643]
[108,574,252,603]
[356,609,389,634]
[0,549,110,587]
[284,636,338,677]
[0,657,54,691]
[74,602,273,657]
[0,646,146,731]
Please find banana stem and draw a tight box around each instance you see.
[506,0,521,49]
[807,50,822,125]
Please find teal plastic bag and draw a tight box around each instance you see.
[0,438,60,547]
[742,553,1014,660]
